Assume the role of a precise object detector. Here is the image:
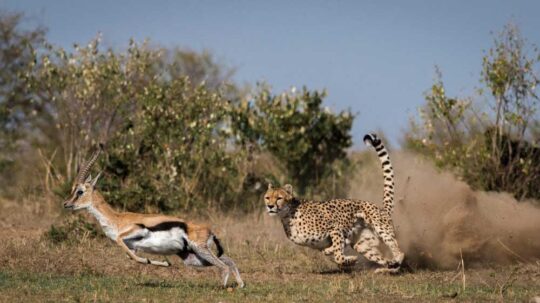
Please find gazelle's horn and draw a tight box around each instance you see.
[76,144,103,183]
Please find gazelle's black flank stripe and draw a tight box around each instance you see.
[136,221,188,233]
[363,133,395,215]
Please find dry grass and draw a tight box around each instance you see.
[0,198,539,303]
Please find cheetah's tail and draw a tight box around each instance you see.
[363,133,395,215]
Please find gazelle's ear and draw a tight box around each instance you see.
[85,174,92,184]
[283,184,293,195]
[268,183,273,190]
[91,172,102,187]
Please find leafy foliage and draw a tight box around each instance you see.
[44,214,102,245]
[0,12,46,193]
[0,12,356,211]
[407,24,540,200]
[103,77,245,211]
[231,85,355,196]
[21,37,249,211]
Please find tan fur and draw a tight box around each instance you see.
[68,190,187,234]
[185,223,212,244]
[62,151,244,288]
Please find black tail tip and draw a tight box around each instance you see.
[214,236,224,257]
[363,133,381,146]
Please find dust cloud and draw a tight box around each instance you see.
[350,152,540,269]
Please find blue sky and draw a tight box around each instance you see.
[3,0,540,147]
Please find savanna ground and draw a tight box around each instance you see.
[0,195,539,303]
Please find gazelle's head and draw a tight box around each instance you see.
[263,183,294,216]
[63,147,102,211]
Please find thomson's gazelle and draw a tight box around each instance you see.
[63,147,244,288]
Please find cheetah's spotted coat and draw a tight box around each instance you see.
[264,134,404,273]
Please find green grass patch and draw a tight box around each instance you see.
[1,268,538,303]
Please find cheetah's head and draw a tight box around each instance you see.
[264,183,294,216]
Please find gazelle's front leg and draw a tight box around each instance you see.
[116,228,170,267]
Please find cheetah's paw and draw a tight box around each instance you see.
[322,247,334,256]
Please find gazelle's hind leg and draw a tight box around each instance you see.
[182,253,210,266]
[353,228,388,267]
[219,255,245,288]
[117,229,170,267]
[190,245,231,287]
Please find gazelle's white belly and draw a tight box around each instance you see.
[130,228,187,255]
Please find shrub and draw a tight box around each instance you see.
[102,77,246,212]
[44,214,102,245]
[1,12,357,212]
[0,12,46,196]
[406,24,540,201]
[231,85,355,197]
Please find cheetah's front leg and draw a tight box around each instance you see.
[327,230,357,266]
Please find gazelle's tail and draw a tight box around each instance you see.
[211,234,224,257]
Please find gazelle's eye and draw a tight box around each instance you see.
[76,190,84,196]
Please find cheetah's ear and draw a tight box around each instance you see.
[283,184,293,195]
[267,183,273,190]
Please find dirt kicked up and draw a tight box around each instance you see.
[352,152,540,269]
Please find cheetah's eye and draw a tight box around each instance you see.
[264,196,270,200]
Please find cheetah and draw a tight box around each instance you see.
[264,133,404,273]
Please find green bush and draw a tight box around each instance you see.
[102,77,246,211]
[231,85,355,197]
[1,12,356,212]
[0,12,46,196]
[406,24,540,201]
[44,214,102,245]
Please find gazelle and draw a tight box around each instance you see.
[63,147,244,288]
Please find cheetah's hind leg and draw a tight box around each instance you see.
[370,225,405,273]
[353,228,389,268]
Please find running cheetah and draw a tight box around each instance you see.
[264,134,404,273]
